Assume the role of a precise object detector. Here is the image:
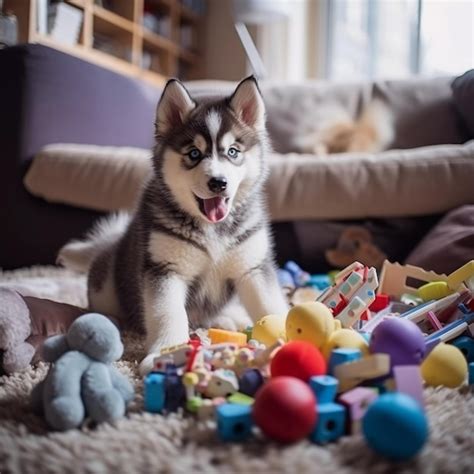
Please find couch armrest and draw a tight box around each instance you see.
[0,44,161,269]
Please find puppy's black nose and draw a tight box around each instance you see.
[208,177,227,193]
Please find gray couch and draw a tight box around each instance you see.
[1,44,473,271]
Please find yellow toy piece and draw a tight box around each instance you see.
[421,343,468,388]
[417,281,453,302]
[447,260,474,291]
[208,328,247,345]
[321,328,369,360]
[286,302,336,349]
[252,314,286,347]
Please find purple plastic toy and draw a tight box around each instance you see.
[369,318,426,369]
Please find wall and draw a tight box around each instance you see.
[200,0,249,81]
[200,0,325,81]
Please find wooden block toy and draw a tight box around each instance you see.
[378,260,449,299]
[328,348,361,375]
[216,403,253,442]
[369,293,390,312]
[185,396,202,413]
[418,281,453,302]
[336,268,378,328]
[335,297,364,328]
[153,355,174,373]
[227,392,254,405]
[451,336,474,363]
[164,373,186,412]
[426,311,443,331]
[468,322,474,338]
[309,375,339,403]
[334,354,390,381]
[400,292,460,324]
[197,399,215,420]
[469,362,474,385]
[401,293,424,306]
[447,260,474,291]
[144,372,166,413]
[338,387,378,433]
[182,372,199,400]
[309,402,346,444]
[334,262,365,285]
[208,328,247,345]
[425,311,474,345]
[393,365,424,407]
[204,369,239,398]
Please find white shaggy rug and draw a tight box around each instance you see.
[0,266,473,474]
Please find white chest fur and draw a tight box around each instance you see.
[147,227,269,283]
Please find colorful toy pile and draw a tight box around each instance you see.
[144,260,474,461]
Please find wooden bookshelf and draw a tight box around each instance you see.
[4,0,205,86]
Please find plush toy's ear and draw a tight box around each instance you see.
[229,76,266,131]
[42,335,69,362]
[155,79,196,135]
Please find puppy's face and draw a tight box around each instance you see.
[154,77,267,224]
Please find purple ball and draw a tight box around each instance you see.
[369,318,426,368]
[239,368,264,396]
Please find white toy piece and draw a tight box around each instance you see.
[317,262,379,329]
[204,369,239,398]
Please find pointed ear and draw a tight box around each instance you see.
[229,76,266,130]
[155,79,196,134]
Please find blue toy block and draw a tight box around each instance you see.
[328,348,361,375]
[309,375,339,403]
[307,274,331,290]
[164,374,186,412]
[469,362,474,385]
[144,372,166,413]
[277,269,295,288]
[451,336,474,363]
[284,261,310,286]
[310,403,346,444]
[216,403,253,442]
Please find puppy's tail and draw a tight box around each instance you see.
[57,212,130,273]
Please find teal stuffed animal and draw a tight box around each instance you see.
[31,313,134,431]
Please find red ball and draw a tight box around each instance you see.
[271,341,327,382]
[253,376,317,443]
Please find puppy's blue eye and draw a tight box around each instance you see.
[228,147,240,158]
[188,148,202,160]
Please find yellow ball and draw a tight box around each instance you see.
[252,314,287,347]
[286,302,335,349]
[421,343,468,388]
[322,328,369,360]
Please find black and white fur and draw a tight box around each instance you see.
[59,77,289,374]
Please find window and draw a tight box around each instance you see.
[325,0,474,80]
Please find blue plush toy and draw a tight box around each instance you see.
[31,313,134,431]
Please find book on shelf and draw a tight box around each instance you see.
[49,1,83,46]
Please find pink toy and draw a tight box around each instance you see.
[253,376,317,443]
[393,365,424,407]
[338,387,378,433]
[270,341,326,382]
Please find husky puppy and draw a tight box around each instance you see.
[59,77,289,374]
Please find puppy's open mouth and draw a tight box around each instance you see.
[194,195,230,223]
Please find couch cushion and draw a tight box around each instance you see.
[24,142,474,220]
[186,77,467,154]
[24,144,151,212]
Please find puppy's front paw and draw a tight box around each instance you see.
[139,353,159,376]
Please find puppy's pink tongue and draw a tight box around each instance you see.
[203,197,227,223]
